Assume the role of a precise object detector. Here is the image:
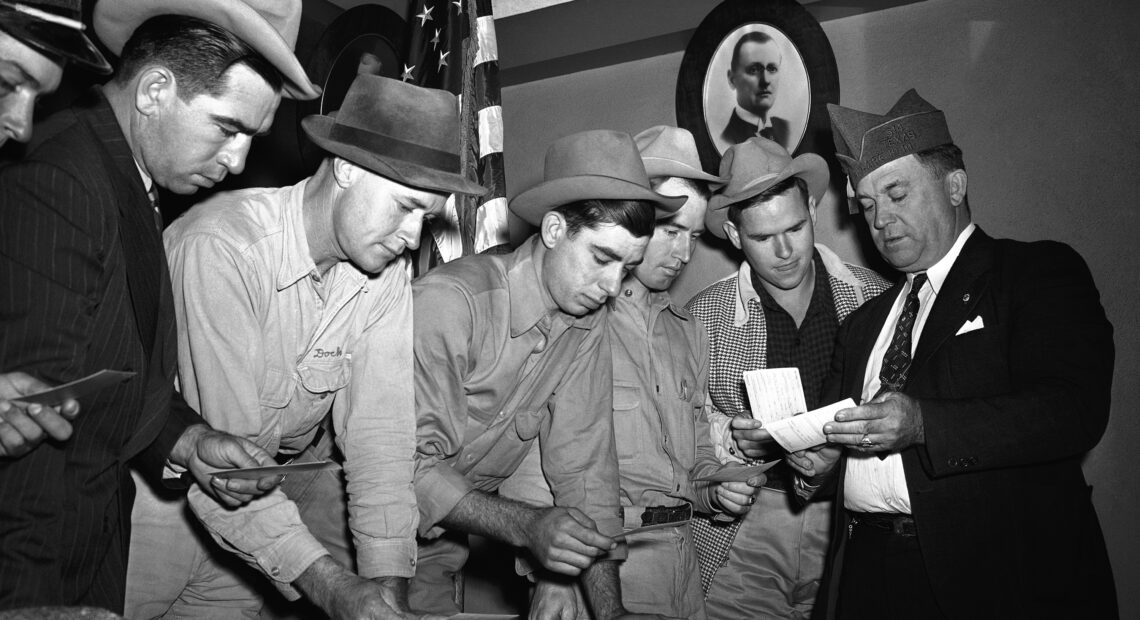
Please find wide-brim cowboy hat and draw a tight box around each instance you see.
[302,74,486,196]
[510,129,686,227]
[634,125,726,186]
[93,0,319,99]
[706,136,828,239]
[0,0,111,74]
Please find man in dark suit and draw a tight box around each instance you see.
[721,31,789,148]
[0,0,321,612]
[733,89,1116,619]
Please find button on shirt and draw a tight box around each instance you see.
[845,223,977,514]
[164,180,418,594]
[412,236,624,542]
[608,279,721,512]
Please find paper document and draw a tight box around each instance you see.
[743,368,807,424]
[765,399,855,452]
[212,460,340,480]
[613,520,688,541]
[12,369,136,406]
[692,460,781,483]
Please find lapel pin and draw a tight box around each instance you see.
[962,293,970,304]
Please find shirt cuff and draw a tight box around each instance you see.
[415,462,475,536]
[357,538,418,579]
[253,529,330,600]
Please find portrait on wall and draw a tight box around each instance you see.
[677,0,839,174]
[705,24,810,155]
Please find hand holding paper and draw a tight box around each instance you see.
[765,399,856,452]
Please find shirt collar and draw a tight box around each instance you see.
[614,276,688,320]
[274,179,366,292]
[133,159,154,197]
[734,104,772,129]
[914,222,976,294]
[733,260,763,327]
[508,236,603,337]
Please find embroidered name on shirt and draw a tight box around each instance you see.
[313,347,344,359]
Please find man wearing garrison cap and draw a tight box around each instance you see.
[754,90,1116,619]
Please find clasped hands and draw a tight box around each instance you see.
[729,391,924,480]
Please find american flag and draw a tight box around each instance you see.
[404,0,509,276]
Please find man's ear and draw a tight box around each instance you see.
[945,169,968,207]
[724,220,742,251]
[135,67,176,117]
[331,156,359,189]
[540,211,567,250]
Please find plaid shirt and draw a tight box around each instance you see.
[685,245,891,593]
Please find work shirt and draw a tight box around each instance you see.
[165,180,418,596]
[412,236,624,543]
[609,278,721,512]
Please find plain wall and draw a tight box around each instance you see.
[501,0,1140,615]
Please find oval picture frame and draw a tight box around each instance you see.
[676,0,839,174]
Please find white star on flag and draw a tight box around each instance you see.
[431,28,441,50]
[437,50,450,71]
[452,1,462,14]
[401,64,415,81]
[416,4,433,26]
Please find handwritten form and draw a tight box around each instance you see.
[742,368,852,452]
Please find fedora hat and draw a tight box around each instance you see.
[93,0,319,99]
[302,74,486,196]
[634,125,726,186]
[0,0,111,74]
[510,129,686,227]
[706,137,828,239]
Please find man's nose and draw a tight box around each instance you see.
[1,94,34,144]
[599,268,624,297]
[400,214,426,251]
[774,235,792,259]
[218,136,253,175]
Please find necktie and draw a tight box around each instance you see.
[148,185,163,233]
[876,272,928,398]
[758,126,774,140]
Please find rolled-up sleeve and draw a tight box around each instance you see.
[334,266,419,578]
[412,277,478,534]
[542,323,624,541]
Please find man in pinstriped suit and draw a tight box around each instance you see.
[0,0,321,612]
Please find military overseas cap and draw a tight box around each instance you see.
[827,89,953,188]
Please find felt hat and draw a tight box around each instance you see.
[634,125,726,186]
[827,89,953,188]
[93,0,319,99]
[302,74,486,196]
[705,136,828,239]
[509,129,686,227]
[0,0,111,74]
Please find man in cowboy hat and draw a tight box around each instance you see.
[0,0,318,612]
[124,74,483,619]
[410,129,683,619]
[504,125,766,619]
[0,0,111,149]
[762,90,1116,620]
[686,136,888,620]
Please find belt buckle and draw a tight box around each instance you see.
[640,504,691,527]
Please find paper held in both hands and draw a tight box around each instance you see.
[743,368,854,453]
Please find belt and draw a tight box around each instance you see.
[622,503,692,528]
[849,511,917,537]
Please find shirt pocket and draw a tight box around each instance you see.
[612,382,642,464]
[260,366,296,408]
[297,357,351,394]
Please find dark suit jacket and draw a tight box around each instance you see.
[720,109,789,149]
[0,89,201,612]
[814,227,1117,620]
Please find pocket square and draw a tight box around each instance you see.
[955,315,985,335]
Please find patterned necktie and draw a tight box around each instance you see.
[148,185,163,233]
[876,272,928,398]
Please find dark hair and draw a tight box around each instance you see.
[649,175,712,203]
[115,15,284,101]
[726,176,808,227]
[551,199,656,239]
[730,31,775,71]
[913,143,968,210]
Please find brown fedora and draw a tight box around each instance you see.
[706,137,828,239]
[510,129,686,227]
[634,125,726,186]
[93,0,319,99]
[0,0,111,74]
[302,74,486,196]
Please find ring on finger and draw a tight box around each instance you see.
[859,433,873,449]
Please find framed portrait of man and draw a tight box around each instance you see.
[677,0,838,174]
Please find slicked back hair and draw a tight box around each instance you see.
[726,176,808,227]
[115,15,284,102]
[551,199,656,239]
[730,31,776,71]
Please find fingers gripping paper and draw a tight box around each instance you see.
[765,399,856,452]
[742,368,807,424]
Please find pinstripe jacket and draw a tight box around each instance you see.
[684,244,890,592]
[0,89,200,612]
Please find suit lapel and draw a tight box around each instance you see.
[910,228,995,376]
